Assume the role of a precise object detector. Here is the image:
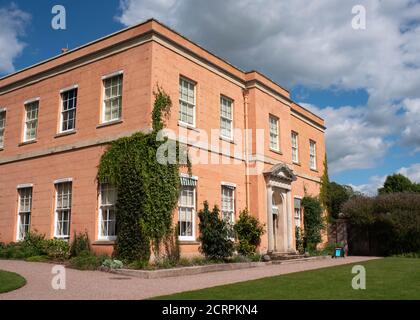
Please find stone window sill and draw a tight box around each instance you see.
[18,140,37,147]
[96,119,123,129]
[178,121,200,132]
[55,130,77,138]
[270,148,283,155]
[220,136,236,145]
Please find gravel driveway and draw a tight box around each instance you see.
[0,256,379,300]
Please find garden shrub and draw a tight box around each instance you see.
[70,232,91,257]
[343,193,420,256]
[198,201,234,260]
[68,251,108,270]
[302,196,325,251]
[295,226,304,253]
[102,259,123,269]
[44,239,70,260]
[233,209,265,256]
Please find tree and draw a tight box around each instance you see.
[198,201,234,260]
[234,209,265,256]
[302,196,325,250]
[319,154,331,215]
[330,182,354,220]
[378,174,416,194]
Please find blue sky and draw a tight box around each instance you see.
[1,0,420,194]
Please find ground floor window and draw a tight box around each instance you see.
[17,187,32,240]
[178,176,197,241]
[294,197,302,227]
[99,183,117,240]
[54,181,72,239]
[221,184,235,224]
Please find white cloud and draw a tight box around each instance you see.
[0,3,30,74]
[350,175,386,196]
[349,163,420,196]
[400,99,420,152]
[116,0,420,173]
[398,163,420,183]
[302,103,391,174]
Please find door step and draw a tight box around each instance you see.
[269,252,307,261]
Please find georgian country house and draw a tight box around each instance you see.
[0,19,325,257]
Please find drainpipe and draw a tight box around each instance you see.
[243,89,251,209]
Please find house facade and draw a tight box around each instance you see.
[0,19,325,256]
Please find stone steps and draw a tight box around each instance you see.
[268,252,308,261]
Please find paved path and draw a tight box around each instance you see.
[0,256,379,300]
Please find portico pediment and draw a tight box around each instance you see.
[264,163,297,183]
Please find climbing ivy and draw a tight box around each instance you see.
[98,86,189,262]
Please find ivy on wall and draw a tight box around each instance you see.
[97,87,189,262]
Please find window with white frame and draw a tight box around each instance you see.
[103,74,123,122]
[292,131,299,163]
[294,197,302,227]
[269,115,279,151]
[54,181,72,239]
[220,96,233,139]
[24,101,39,142]
[60,88,77,132]
[221,185,235,224]
[309,140,317,170]
[17,187,32,240]
[0,109,5,148]
[178,180,196,241]
[179,77,195,126]
[99,183,117,240]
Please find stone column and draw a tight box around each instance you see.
[266,185,274,252]
[286,190,293,252]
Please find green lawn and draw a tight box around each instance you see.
[155,258,420,300]
[0,270,26,294]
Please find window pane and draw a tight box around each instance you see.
[61,88,77,131]
[103,75,123,122]
[55,182,72,237]
[178,185,195,238]
[179,78,195,125]
[25,102,39,141]
[221,186,235,224]
[18,187,32,240]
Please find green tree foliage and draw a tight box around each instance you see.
[319,154,331,215]
[343,193,420,255]
[378,173,420,194]
[98,87,188,262]
[198,201,234,260]
[233,209,265,256]
[302,196,325,250]
[329,182,355,220]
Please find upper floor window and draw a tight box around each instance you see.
[269,115,279,151]
[309,140,317,170]
[291,132,299,163]
[221,185,235,224]
[102,73,123,123]
[99,183,117,241]
[60,87,78,132]
[54,181,72,239]
[179,77,195,126]
[17,187,32,241]
[24,101,39,142]
[0,109,6,148]
[220,96,233,139]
